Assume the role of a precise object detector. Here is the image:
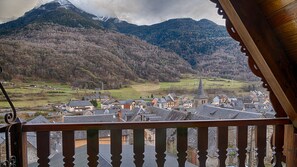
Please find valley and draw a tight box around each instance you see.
[0,0,263,121]
[0,77,257,110]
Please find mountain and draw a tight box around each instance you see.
[0,0,103,35]
[0,1,193,89]
[101,18,256,81]
[0,0,257,87]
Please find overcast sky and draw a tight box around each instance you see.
[0,0,224,25]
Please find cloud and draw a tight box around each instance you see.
[0,0,38,21]
[71,0,224,25]
[0,0,224,25]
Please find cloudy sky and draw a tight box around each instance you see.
[0,0,224,25]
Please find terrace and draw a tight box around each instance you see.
[1,0,297,166]
[1,117,293,167]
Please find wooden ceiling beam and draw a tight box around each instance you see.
[218,0,297,126]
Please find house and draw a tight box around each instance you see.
[92,109,131,121]
[230,98,244,110]
[151,98,158,106]
[100,99,120,109]
[164,93,179,109]
[119,99,135,110]
[156,97,168,109]
[211,96,220,106]
[128,106,189,122]
[211,94,229,106]
[63,114,128,146]
[134,99,147,109]
[179,96,193,109]
[66,100,94,113]
[181,99,193,109]
[191,104,275,119]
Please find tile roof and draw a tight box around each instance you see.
[67,100,93,107]
[64,114,123,140]
[146,107,189,121]
[193,104,269,120]
[22,116,61,152]
[64,114,117,123]
[129,107,190,122]
[27,115,50,124]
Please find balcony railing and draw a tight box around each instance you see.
[1,117,292,167]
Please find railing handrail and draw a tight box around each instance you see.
[22,117,291,132]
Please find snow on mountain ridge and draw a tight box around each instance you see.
[54,0,72,6]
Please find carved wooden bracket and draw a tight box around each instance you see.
[210,0,286,117]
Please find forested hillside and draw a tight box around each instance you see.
[102,18,257,81]
[0,24,193,88]
[0,0,258,90]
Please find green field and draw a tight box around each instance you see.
[0,81,93,108]
[0,78,256,109]
[108,78,254,99]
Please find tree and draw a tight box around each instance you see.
[90,100,98,108]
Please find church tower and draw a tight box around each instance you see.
[193,78,208,108]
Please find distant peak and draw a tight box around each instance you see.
[198,19,217,25]
[97,16,111,22]
[53,0,72,6]
[166,18,195,22]
[35,0,75,9]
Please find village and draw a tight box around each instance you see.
[56,79,274,120]
[0,0,295,166]
[0,79,276,166]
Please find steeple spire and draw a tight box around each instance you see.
[193,78,208,108]
[196,78,207,99]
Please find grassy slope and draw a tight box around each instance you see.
[104,78,253,100]
[0,81,93,108]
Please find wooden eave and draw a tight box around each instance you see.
[211,0,297,127]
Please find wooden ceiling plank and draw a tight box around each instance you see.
[218,0,297,127]
[257,0,295,16]
[274,20,297,38]
[267,1,297,27]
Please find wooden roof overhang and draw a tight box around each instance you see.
[210,0,297,127]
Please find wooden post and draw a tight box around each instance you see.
[155,128,166,167]
[10,123,27,167]
[294,133,297,166]
[284,125,297,167]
